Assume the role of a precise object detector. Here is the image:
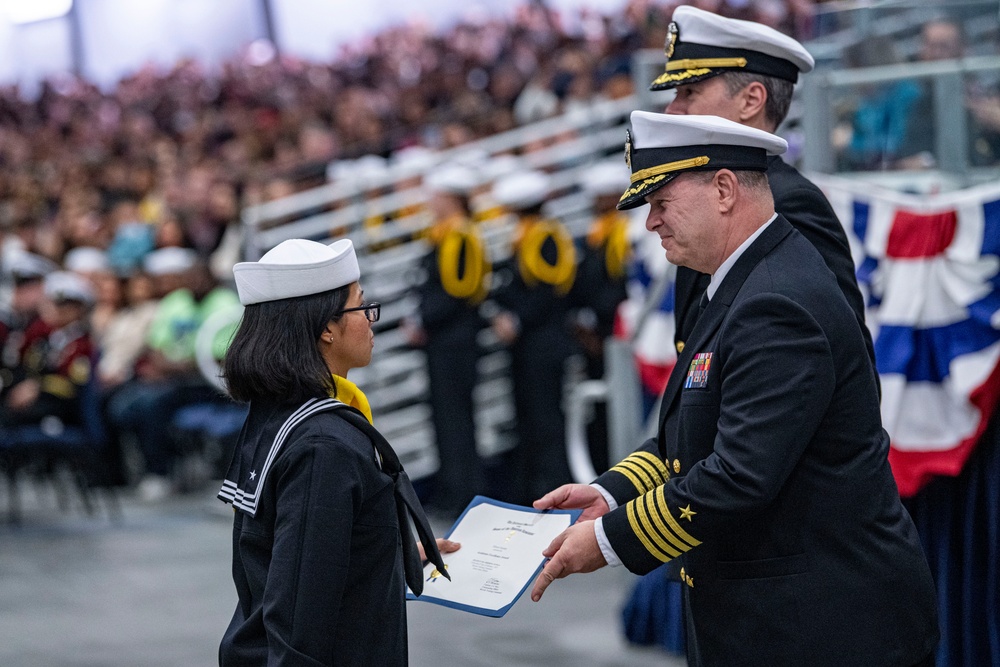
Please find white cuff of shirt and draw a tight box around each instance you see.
[590,483,622,568]
[594,516,623,568]
[591,482,618,511]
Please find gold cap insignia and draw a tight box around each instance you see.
[624,129,633,171]
[664,21,679,60]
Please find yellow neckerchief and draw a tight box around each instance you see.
[586,211,631,280]
[514,215,577,296]
[330,374,373,424]
[426,213,465,246]
[472,204,504,224]
[435,214,491,303]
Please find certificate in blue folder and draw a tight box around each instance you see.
[406,496,582,617]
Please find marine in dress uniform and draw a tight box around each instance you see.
[1,271,94,428]
[218,239,450,667]
[0,252,59,401]
[412,164,491,516]
[532,113,938,667]
[490,170,577,502]
[651,6,876,381]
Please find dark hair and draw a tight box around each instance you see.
[223,284,351,403]
[720,72,794,131]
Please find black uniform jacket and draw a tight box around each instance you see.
[673,156,877,381]
[220,400,406,667]
[596,216,938,667]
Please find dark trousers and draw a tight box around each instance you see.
[509,326,572,503]
[426,326,482,515]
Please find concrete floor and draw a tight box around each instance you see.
[0,482,685,667]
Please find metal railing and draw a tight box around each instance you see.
[238,96,637,480]
[802,55,1000,180]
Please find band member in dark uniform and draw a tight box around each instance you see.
[490,170,577,502]
[570,159,632,473]
[408,164,491,517]
[218,238,457,667]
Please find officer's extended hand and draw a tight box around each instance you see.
[530,520,606,601]
[534,484,610,523]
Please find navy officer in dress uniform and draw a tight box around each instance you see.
[651,6,876,383]
[531,113,938,667]
[218,238,457,666]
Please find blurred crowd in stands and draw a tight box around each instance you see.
[1,0,997,504]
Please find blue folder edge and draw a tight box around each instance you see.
[406,495,583,618]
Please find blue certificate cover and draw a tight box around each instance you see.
[406,495,582,617]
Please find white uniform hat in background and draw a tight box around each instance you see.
[482,154,523,182]
[143,247,199,276]
[618,112,787,210]
[391,146,439,177]
[64,247,109,274]
[44,271,95,305]
[649,5,815,91]
[425,163,480,196]
[7,251,58,281]
[492,171,551,211]
[580,159,631,198]
[352,154,390,187]
[233,239,360,305]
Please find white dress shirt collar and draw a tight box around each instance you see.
[706,213,777,301]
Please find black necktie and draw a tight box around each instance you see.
[698,292,710,318]
[336,407,450,596]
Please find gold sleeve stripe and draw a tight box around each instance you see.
[666,57,747,71]
[610,460,648,495]
[638,493,684,558]
[656,486,702,548]
[644,492,692,554]
[617,459,658,491]
[627,501,673,563]
[610,451,665,493]
[632,451,670,484]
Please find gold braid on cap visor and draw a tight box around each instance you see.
[517,220,577,295]
[666,57,748,71]
[619,156,711,203]
[438,226,491,303]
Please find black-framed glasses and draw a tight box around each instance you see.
[336,302,381,323]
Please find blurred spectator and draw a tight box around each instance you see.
[836,36,921,170]
[105,249,238,501]
[897,17,1000,168]
[0,272,94,430]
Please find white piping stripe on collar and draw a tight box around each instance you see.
[218,397,344,516]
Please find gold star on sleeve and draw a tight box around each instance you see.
[679,505,696,521]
